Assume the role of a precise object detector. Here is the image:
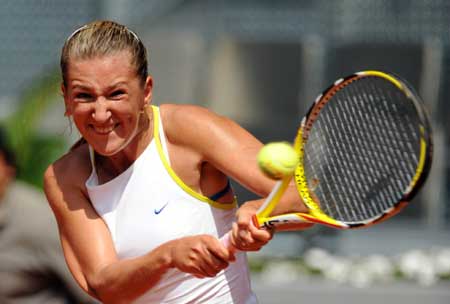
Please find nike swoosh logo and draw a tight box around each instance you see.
[154,202,169,215]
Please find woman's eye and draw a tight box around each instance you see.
[75,93,92,100]
[110,90,125,98]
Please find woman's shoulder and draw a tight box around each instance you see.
[159,103,227,140]
[159,103,216,120]
[44,141,92,188]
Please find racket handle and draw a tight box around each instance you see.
[220,232,238,253]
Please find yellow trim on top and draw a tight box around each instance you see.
[151,106,237,210]
[359,70,403,90]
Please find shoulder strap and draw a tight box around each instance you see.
[153,106,171,165]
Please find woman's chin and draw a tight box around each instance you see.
[92,142,125,156]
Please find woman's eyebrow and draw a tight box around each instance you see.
[107,81,129,90]
[71,84,92,91]
[70,81,128,92]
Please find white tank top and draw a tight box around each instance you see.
[85,106,257,304]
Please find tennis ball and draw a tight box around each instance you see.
[257,142,299,180]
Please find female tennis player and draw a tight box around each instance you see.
[43,20,310,304]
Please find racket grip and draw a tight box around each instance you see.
[220,232,238,253]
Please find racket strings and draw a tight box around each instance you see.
[349,82,418,216]
[303,77,422,223]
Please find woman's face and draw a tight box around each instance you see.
[63,51,152,156]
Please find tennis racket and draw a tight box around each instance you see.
[221,70,432,248]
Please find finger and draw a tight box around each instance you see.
[209,254,229,273]
[200,253,228,277]
[232,223,257,250]
[208,250,230,270]
[210,237,233,262]
[230,222,245,250]
[236,217,252,229]
[237,221,256,241]
[228,250,236,262]
[230,222,239,247]
[199,263,219,278]
[189,249,219,278]
[236,210,253,228]
[190,263,207,278]
[247,220,273,242]
[200,237,231,274]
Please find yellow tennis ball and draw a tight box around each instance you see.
[257,142,299,180]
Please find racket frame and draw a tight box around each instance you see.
[253,70,433,230]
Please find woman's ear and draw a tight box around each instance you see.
[144,76,153,105]
[61,83,72,117]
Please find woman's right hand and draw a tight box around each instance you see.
[168,235,235,278]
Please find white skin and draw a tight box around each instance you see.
[44,50,311,303]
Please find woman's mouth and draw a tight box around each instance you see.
[91,123,119,134]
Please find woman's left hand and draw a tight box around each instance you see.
[229,200,274,251]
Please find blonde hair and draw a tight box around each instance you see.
[61,20,148,87]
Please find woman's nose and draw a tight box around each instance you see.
[92,97,112,122]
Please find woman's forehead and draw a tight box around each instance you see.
[67,52,137,84]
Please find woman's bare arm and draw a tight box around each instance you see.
[44,149,232,303]
[165,104,308,214]
[164,105,313,250]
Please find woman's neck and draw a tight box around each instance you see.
[95,106,153,180]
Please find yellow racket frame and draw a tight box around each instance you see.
[252,70,431,230]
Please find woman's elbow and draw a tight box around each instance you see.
[88,274,136,304]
